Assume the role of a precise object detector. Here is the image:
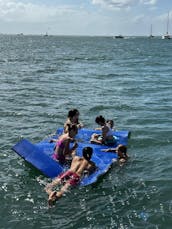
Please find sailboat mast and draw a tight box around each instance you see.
[162,12,171,39]
[150,24,152,36]
[166,12,169,34]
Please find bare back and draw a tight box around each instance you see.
[69,156,95,177]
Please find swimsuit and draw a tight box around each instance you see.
[52,153,65,164]
[58,171,80,186]
[105,126,116,145]
[105,137,116,146]
[56,139,65,149]
[106,127,114,137]
[97,126,116,145]
[52,139,65,164]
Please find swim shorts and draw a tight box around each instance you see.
[58,171,80,186]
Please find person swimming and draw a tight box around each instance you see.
[101,144,129,164]
[45,146,96,206]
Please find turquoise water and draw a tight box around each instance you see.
[0,35,172,229]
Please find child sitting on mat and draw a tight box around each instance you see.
[50,124,78,164]
[90,115,116,146]
[64,109,83,134]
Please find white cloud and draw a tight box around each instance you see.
[92,0,136,9]
[139,0,157,5]
[0,0,77,23]
[91,0,157,9]
[0,0,165,36]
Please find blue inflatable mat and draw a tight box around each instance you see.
[56,128,130,146]
[12,128,130,186]
[12,139,63,178]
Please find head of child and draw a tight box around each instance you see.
[67,124,78,138]
[95,115,106,126]
[116,144,127,159]
[68,109,80,123]
[106,120,114,129]
[82,147,93,161]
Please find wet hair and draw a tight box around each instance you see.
[82,147,93,161]
[118,144,127,156]
[67,109,80,119]
[95,115,105,125]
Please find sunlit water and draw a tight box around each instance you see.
[0,35,172,229]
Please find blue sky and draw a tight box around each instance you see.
[0,0,172,36]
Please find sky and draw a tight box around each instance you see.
[0,0,172,36]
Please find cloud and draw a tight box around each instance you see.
[0,0,161,35]
[0,0,110,35]
[91,0,157,9]
[0,0,77,23]
[139,0,157,5]
[92,0,136,9]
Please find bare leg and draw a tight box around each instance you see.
[90,136,102,144]
[45,177,61,195]
[90,133,98,143]
[48,182,71,206]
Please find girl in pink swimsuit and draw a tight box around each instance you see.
[52,124,78,164]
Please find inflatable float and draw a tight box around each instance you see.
[12,128,130,186]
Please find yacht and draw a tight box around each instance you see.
[162,12,171,39]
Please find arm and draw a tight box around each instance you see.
[101,125,108,143]
[87,161,97,174]
[63,119,71,133]
[49,138,57,143]
[77,122,84,129]
[63,138,78,156]
[95,127,101,130]
[101,148,116,152]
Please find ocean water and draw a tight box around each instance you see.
[0,35,172,229]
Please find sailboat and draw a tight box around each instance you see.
[149,24,154,38]
[44,32,48,37]
[162,12,171,39]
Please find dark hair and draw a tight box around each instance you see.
[68,109,79,118]
[118,145,127,156]
[95,115,105,124]
[82,147,93,161]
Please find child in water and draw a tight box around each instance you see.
[45,147,96,206]
[102,144,129,164]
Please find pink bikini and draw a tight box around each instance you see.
[52,139,66,164]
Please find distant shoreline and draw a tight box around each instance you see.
[0,33,166,38]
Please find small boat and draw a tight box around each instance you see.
[149,24,154,38]
[162,33,171,39]
[162,12,171,39]
[44,32,48,37]
[114,35,124,39]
